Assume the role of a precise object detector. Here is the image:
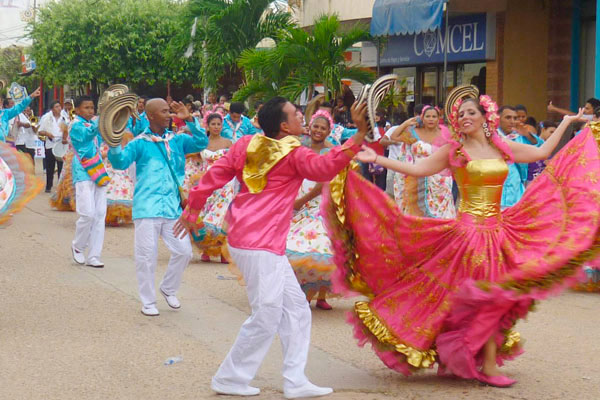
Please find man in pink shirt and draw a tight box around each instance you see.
[175,97,367,398]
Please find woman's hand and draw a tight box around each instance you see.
[355,145,377,163]
[563,107,586,123]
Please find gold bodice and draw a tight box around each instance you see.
[453,159,508,218]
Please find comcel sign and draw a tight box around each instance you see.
[361,13,496,67]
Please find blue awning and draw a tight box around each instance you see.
[370,0,448,37]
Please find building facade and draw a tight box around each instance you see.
[290,0,599,121]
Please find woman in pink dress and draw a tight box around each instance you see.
[323,89,599,387]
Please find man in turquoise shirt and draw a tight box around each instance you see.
[70,95,108,268]
[221,102,257,142]
[126,96,149,136]
[108,98,208,316]
[1,87,40,142]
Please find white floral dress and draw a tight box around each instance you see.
[393,126,456,218]
[286,148,336,296]
[189,148,235,258]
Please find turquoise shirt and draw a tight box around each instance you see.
[1,96,32,142]
[70,116,104,184]
[108,122,208,220]
[221,114,257,141]
[126,112,149,137]
[498,128,543,207]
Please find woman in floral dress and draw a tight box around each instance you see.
[286,110,338,310]
[185,112,233,263]
[389,106,455,218]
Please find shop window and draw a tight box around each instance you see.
[457,63,487,94]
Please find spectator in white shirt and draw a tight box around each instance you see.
[39,100,68,192]
[380,124,403,197]
[14,107,37,161]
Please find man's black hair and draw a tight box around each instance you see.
[230,102,245,114]
[587,98,600,110]
[515,104,527,113]
[2,98,11,108]
[48,99,61,110]
[74,95,94,108]
[498,105,516,114]
[258,97,289,139]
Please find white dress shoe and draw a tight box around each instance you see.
[72,245,85,265]
[160,288,181,309]
[211,379,260,396]
[284,382,333,399]
[141,306,159,316]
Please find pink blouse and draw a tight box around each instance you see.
[185,135,360,255]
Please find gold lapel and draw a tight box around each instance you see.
[243,134,301,193]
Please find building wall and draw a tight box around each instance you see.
[290,0,375,27]
[546,0,573,117]
[501,0,550,119]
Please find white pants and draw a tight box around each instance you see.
[72,181,107,264]
[134,218,192,307]
[213,246,312,390]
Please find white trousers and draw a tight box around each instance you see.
[134,218,192,307]
[72,181,107,264]
[213,246,312,390]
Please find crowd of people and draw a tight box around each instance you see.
[1,83,600,397]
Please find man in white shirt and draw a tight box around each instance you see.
[14,107,37,161]
[39,100,68,192]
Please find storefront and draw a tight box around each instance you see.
[361,13,496,110]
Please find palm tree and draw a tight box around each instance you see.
[234,14,374,103]
[172,0,294,90]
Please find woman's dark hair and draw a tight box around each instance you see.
[525,116,537,128]
[537,120,557,135]
[206,112,223,125]
[376,110,387,127]
[586,97,600,110]
[258,97,289,138]
[48,100,61,110]
[74,95,93,108]
[414,104,425,116]
[461,98,486,115]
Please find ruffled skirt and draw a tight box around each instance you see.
[50,151,75,211]
[0,143,43,224]
[322,126,600,378]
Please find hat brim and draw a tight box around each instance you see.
[99,93,138,147]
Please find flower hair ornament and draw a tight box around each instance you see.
[420,105,441,121]
[203,110,225,130]
[444,85,513,166]
[309,109,334,130]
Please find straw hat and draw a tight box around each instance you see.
[444,85,480,121]
[355,74,397,142]
[98,84,130,114]
[99,93,139,147]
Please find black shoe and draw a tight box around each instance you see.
[45,189,51,193]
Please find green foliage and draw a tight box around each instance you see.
[29,0,193,86]
[234,14,374,103]
[173,0,294,90]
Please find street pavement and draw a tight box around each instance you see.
[1,176,599,399]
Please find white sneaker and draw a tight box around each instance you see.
[160,287,181,309]
[72,244,85,265]
[85,258,104,268]
[141,306,159,316]
[284,382,333,399]
[211,379,260,396]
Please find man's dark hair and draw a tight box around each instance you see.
[499,105,516,114]
[48,99,61,110]
[182,97,194,106]
[2,98,11,108]
[587,97,600,110]
[230,102,245,114]
[74,95,94,108]
[525,116,537,127]
[258,97,289,138]
[320,101,333,109]
[514,104,527,113]
[595,106,600,118]
[414,104,424,116]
